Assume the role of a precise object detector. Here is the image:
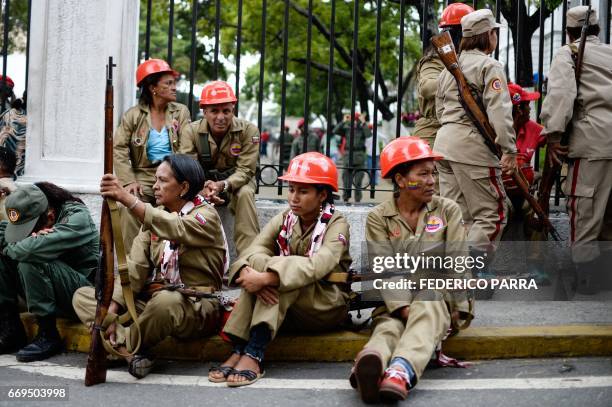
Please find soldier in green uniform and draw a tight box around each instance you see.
[179,81,260,255]
[333,113,370,203]
[349,137,472,402]
[0,183,98,362]
[73,154,228,379]
[208,152,351,387]
[290,118,321,160]
[114,59,191,255]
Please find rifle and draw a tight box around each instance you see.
[537,6,592,218]
[85,57,117,386]
[431,31,561,241]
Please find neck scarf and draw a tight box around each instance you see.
[276,202,335,257]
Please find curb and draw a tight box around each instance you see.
[21,314,612,362]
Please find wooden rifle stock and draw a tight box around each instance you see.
[85,56,116,386]
[431,32,560,241]
[537,6,591,220]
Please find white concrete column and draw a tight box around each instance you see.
[22,0,139,193]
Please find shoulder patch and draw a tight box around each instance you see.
[490,78,503,93]
[337,233,347,246]
[252,135,260,144]
[195,213,207,226]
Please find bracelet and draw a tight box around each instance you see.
[128,196,140,210]
[222,180,229,193]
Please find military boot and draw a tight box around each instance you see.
[16,315,63,362]
[0,307,27,354]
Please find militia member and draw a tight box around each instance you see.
[0,183,98,362]
[290,117,321,160]
[540,6,612,294]
[350,137,471,402]
[0,78,27,176]
[0,147,17,221]
[179,81,260,255]
[210,152,351,387]
[114,59,191,254]
[434,9,517,285]
[73,154,228,379]
[333,113,371,203]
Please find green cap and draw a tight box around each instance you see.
[4,184,49,243]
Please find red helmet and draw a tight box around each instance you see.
[439,3,475,27]
[136,59,179,86]
[380,136,443,179]
[0,75,14,89]
[199,81,237,107]
[278,152,338,191]
[507,82,541,105]
[297,118,305,128]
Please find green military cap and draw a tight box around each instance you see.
[4,184,49,243]
[461,9,502,38]
[566,6,598,28]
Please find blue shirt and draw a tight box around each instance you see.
[146,126,171,162]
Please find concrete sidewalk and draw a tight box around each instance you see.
[20,300,612,362]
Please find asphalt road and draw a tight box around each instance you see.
[0,353,610,407]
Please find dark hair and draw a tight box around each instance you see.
[0,147,16,177]
[34,181,84,215]
[314,184,335,205]
[446,25,464,51]
[389,162,415,189]
[11,91,26,110]
[162,154,205,201]
[138,72,167,106]
[567,24,600,42]
[459,31,491,53]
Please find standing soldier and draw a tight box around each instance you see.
[413,2,474,150]
[333,113,370,203]
[434,9,517,293]
[114,59,190,254]
[540,6,612,294]
[290,118,321,160]
[180,81,260,255]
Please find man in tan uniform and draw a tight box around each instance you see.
[180,81,260,255]
[540,6,612,294]
[434,10,516,279]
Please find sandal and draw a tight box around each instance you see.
[208,365,236,383]
[226,368,265,387]
[128,353,156,379]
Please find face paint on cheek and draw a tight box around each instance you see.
[407,181,420,190]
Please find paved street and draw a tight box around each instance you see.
[0,353,610,406]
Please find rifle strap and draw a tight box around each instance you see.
[198,132,213,170]
[99,199,142,358]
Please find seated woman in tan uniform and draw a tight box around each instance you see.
[210,152,351,387]
[73,154,228,379]
[350,137,472,402]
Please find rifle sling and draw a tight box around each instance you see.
[198,132,213,169]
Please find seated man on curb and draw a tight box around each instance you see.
[0,183,98,362]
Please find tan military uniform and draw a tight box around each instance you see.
[434,49,516,248]
[180,116,260,255]
[0,177,16,221]
[541,35,612,262]
[413,54,444,146]
[73,200,226,351]
[223,209,351,341]
[113,102,191,254]
[362,196,472,379]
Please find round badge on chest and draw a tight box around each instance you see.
[230,142,242,157]
[425,216,444,233]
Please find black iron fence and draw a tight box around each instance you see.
[2,0,611,203]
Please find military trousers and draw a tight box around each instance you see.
[223,284,347,342]
[564,159,612,263]
[342,152,367,203]
[0,257,91,318]
[228,181,260,256]
[72,286,221,352]
[363,298,451,380]
[437,160,508,251]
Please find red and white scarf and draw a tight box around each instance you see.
[276,203,335,257]
[158,195,230,285]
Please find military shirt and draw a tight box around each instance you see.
[333,121,370,151]
[540,36,612,159]
[413,55,444,142]
[114,102,190,187]
[1,201,99,278]
[290,131,322,160]
[365,196,471,318]
[179,116,260,191]
[112,200,227,307]
[435,49,516,166]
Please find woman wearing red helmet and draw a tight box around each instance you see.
[209,152,351,387]
[114,59,191,254]
[349,137,471,402]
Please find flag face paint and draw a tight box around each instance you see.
[407,181,420,190]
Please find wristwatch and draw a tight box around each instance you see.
[222,180,229,193]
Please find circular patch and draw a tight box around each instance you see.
[491,78,502,92]
[7,208,19,223]
[230,142,242,157]
[512,93,521,103]
[425,216,444,233]
[133,136,143,146]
